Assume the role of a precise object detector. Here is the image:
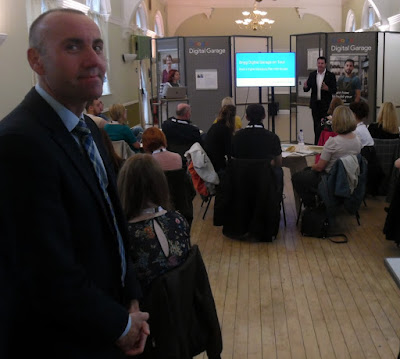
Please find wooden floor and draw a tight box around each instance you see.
[192,167,400,359]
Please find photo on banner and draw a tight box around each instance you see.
[158,50,179,83]
[327,32,377,123]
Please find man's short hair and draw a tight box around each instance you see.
[317,56,327,63]
[345,59,355,66]
[176,104,190,117]
[29,9,86,54]
[246,104,265,123]
[85,98,99,112]
[350,100,369,120]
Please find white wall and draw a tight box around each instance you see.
[0,0,34,119]
[0,0,142,120]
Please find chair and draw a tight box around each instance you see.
[200,193,215,220]
[140,245,222,359]
[220,158,282,242]
[373,138,400,196]
[111,140,135,160]
[296,155,367,226]
[164,168,196,227]
[185,142,220,221]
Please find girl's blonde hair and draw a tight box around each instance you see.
[377,102,399,134]
[109,104,126,123]
[332,105,357,134]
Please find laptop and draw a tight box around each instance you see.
[164,86,187,99]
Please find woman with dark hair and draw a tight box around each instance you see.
[162,69,180,97]
[350,100,374,147]
[161,54,173,83]
[117,154,191,290]
[205,104,236,173]
[99,128,124,174]
[141,127,182,171]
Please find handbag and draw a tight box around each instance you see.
[301,205,348,243]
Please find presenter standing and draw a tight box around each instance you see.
[303,56,337,144]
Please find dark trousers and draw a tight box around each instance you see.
[292,167,324,207]
[311,100,329,145]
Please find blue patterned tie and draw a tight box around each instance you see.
[73,119,126,285]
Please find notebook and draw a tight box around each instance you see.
[164,86,187,99]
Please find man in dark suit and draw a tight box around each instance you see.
[162,103,203,165]
[303,56,337,144]
[0,9,149,359]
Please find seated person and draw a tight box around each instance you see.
[318,97,343,143]
[384,157,400,242]
[161,103,202,163]
[99,128,124,175]
[292,105,362,207]
[205,104,236,174]
[350,100,374,148]
[162,69,181,98]
[85,98,108,128]
[97,99,110,122]
[141,127,182,171]
[213,97,242,131]
[368,102,400,139]
[104,104,140,153]
[117,154,191,291]
[315,97,343,163]
[232,103,283,193]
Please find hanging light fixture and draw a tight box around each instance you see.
[235,0,275,31]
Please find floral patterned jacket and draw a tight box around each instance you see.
[127,211,191,290]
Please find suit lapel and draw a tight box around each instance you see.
[22,89,110,219]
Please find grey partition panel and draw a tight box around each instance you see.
[295,33,326,107]
[327,32,377,124]
[185,37,231,132]
[383,32,400,107]
[294,33,326,144]
[156,37,185,99]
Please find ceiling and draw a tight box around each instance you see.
[161,0,344,35]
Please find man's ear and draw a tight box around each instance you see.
[27,48,45,76]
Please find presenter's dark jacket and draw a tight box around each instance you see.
[304,70,337,109]
[0,88,141,359]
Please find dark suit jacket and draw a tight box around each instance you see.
[161,118,202,161]
[0,88,141,359]
[304,70,337,109]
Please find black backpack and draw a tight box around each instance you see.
[301,205,348,243]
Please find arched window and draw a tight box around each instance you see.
[154,11,164,37]
[345,10,356,32]
[368,5,376,27]
[135,3,148,31]
[361,0,381,30]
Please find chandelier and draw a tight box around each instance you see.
[235,1,275,31]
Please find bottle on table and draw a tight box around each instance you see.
[298,129,305,150]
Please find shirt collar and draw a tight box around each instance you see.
[171,118,190,125]
[246,122,264,129]
[317,69,326,76]
[35,83,82,132]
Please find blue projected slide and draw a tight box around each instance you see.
[235,52,296,87]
